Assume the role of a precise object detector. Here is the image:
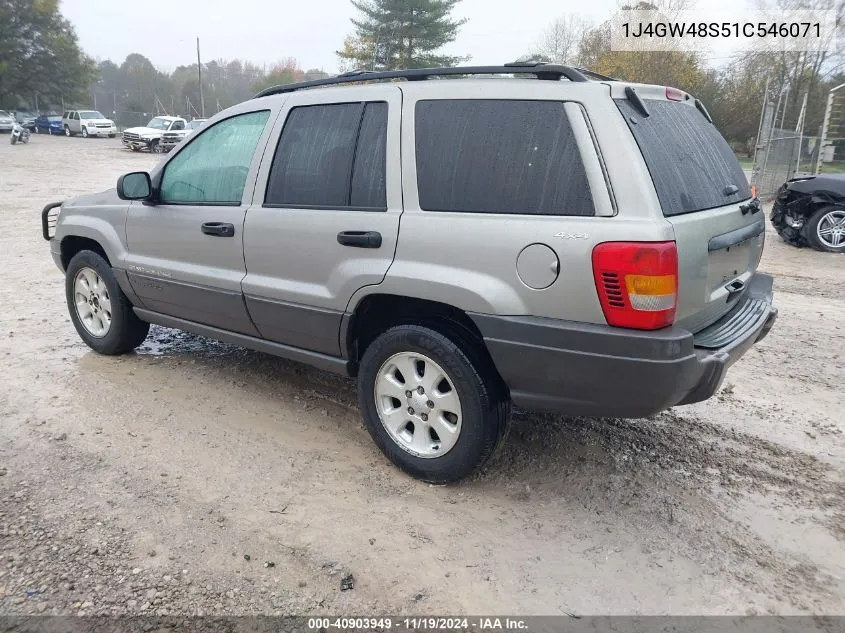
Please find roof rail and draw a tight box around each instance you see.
[253,62,590,99]
[572,67,619,82]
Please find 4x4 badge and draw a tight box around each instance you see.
[553,232,589,240]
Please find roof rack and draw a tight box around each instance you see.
[572,67,619,82]
[253,62,590,99]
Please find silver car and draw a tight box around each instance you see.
[42,63,777,483]
[0,110,14,132]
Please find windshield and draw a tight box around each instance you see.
[615,98,750,216]
[48,116,62,122]
[80,111,105,119]
[146,118,172,129]
[0,111,9,117]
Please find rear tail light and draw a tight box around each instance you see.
[592,241,678,330]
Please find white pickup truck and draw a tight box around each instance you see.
[121,116,188,153]
[159,118,207,152]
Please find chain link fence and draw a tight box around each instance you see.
[751,129,820,199]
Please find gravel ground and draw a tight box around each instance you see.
[0,135,843,617]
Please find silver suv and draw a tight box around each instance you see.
[62,110,117,138]
[41,63,777,483]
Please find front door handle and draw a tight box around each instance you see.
[337,230,382,248]
[201,222,235,237]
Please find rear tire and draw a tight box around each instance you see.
[64,126,72,137]
[65,250,149,355]
[358,324,510,483]
[805,206,845,253]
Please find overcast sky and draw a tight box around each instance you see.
[61,0,744,74]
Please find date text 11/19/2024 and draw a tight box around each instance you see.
[307,617,530,630]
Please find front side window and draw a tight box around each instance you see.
[264,101,387,209]
[159,110,270,205]
[72,112,79,120]
[414,99,595,216]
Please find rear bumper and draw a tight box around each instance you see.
[470,273,777,418]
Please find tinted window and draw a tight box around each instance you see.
[414,100,594,216]
[616,99,751,215]
[265,102,387,209]
[350,102,387,208]
[160,110,270,205]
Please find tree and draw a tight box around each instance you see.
[573,1,708,95]
[530,14,593,65]
[251,58,306,93]
[0,0,97,108]
[337,0,467,70]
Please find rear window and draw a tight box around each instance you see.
[415,99,594,216]
[616,98,750,216]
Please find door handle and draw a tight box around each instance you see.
[201,222,235,237]
[337,230,382,248]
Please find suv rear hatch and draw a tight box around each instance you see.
[613,84,764,333]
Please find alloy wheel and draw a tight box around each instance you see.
[373,352,463,458]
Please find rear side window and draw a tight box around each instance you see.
[414,99,594,216]
[616,99,751,215]
[265,101,387,209]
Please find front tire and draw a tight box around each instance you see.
[358,324,510,483]
[65,250,149,355]
[81,127,89,138]
[806,206,845,252]
[150,140,161,154]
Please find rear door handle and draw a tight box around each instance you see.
[201,222,235,237]
[337,230,382,248]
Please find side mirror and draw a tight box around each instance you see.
[117,171,152,201]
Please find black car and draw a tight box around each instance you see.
[771,174,845,253]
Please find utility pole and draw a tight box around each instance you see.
[197,36,205,118]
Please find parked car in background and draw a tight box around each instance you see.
[771,175,845,252]
[122,116,187,153]
[35,115,64,135]
[62,110,117,138]
[159,118,207,152]
[0,110,14,132]
[12,111,37,131]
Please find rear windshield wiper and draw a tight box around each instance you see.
[624,86,650,118]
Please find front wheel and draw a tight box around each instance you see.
[65,250,150,355]
[34,126,40,134]
[806,206,845,253]
[358,324,510,483]
[81,127,89,138]
[150,140,162,154]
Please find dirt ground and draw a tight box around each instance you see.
[0,135,843,617]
